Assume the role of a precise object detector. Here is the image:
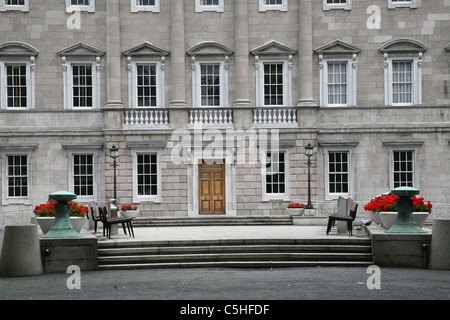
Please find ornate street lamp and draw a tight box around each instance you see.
[305,143,314,210]
[109,145,119,201]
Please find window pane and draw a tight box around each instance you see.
[200,64,220,106]
[137,64,157,107]
[328,151,349,194]
[392,61,412,104]
[393,150,414,188]
[7,155,28,197]
[6,65,27,108]
[265,151,286,194]
[137,153,158,196]
[72,65,93,107]
[263,63,284,106]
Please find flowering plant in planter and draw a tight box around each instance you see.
[121,204,138,211]
[363,193,432,213]
[288,203,306,208]
[34,200,88,217]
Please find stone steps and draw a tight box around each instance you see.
[97,238,373,270]
[132,215,293,227]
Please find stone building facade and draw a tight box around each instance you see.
[1,0,449,225]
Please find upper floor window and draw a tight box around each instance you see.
[187,41,232,108]
[379,38,426,106]
[0,41,39,111]
[323,0,352,10]
[259,0,288,12]
[0,0,29,12]
[195,0,224,12]
[251,40,296,107]
[123,42,169,108]
[66,0,95,13]
[131,0,160,12]
[388,0,419,9]
[314,40,361,107]
[57,42,105,110]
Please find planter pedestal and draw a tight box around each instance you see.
[43,191,82,238]
[386,187,425,234]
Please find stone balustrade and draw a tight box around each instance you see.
[252,108,298,127]
[124,108,170,128]
[189,108,234,127]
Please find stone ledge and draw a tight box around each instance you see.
[39,230,98,273]
[367,225,432,269]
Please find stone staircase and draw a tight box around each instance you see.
[97,238,373,270]
[131,215,293,227]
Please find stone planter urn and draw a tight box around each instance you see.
[120,210,139,219]
[377,212,429,230]
[286,208,304,216]
[36,216,86,235]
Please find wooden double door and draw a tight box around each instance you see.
[199,161,225,215]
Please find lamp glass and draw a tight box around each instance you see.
[110,145,119,159]
[305,144,314,157]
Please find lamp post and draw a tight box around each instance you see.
[305,143,314,210]
[109,145,119,201]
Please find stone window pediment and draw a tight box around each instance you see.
[122,42,170,58]
[57,42,106,58]
[186,41,233,58]
[250,40,296,57]
[314,40,361,56]
[0,41,39,57]
[378,38,427,54]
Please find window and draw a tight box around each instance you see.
[259,0,287,11]
[383,140,422,190]
[195,0,224,12]
[263,63,284,106]
[72,64,93,108]
[66,0,95,13]
[0,61,35,110]
[314,40,360,107]
[388,0,419,9]
[72,154,94,197]
[319,141,357,200]
[260,148,291,201]
[323,0,352,10]
[131,148,162,203]
[328,151,349,196]
[200,63,220,107]
[320,59,356,106]
[0,0,29,11]
[385,57,421,106]
[131,0,160,12]
[256,60,291,106]
[7,155,28,198]
[392,150,415,188]
[192,60,228,107]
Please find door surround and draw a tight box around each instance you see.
[187,149,236,217]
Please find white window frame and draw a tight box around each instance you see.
[324,148,354,200]
[62,59,100,110]
[384,56,421,106]
[66,0,95,13]
[259,0,288,12]
[323,0,352,11]
[195,0,224,13]
[131,148,162,203]
[0,0,29,12]
[1,151,34,206]
[67,150,99,203]
[256,59,292,107]
[129,60,164,108]
[0,60,35,110]
[192,60,229,108]
[320,58,356,107]
[388,0,419,9]
[260,147,290,201]
[131,0,160,13]
[389,149,418,189]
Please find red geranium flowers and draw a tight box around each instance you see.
[364,193,432,213]
[34,200,88,217]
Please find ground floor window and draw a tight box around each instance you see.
[392,150,414,188]
[7,155,28,198]
[132,148,162,203]
[261,149,290,201]
[73,154,94,197]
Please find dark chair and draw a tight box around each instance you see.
[87,204,102,233]
[98,206,134,239]
[326,198,359,236]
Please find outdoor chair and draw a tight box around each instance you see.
[326,198,359,236]
[87,203,102,233]
[98,206,135,239]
